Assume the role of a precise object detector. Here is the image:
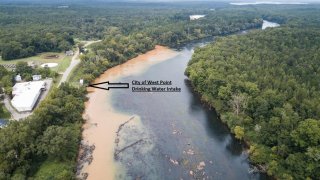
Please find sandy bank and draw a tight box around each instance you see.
[78,45,179,180]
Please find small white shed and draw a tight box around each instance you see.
[32,75,42,81]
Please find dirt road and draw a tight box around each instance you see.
[58,40,101,86]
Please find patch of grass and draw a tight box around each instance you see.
[0,52,74,74]
[52,74,63,87]
[0,52,65,65]
[67,63,83,86]
[0,103,11,119]
[32,159,75,180]
[52,55,72,73]
[30,123,82,179]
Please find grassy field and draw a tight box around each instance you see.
[32,159,75,179]
[0,52,72,73]
[52,56,72,73]
[0,103,11,119]
[67,64,83,87]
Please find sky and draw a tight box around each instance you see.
[1,0,319,1]
[2,0,320,3]
[142,0,317,1]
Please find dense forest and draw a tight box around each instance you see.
[1,2,264,178]
[66,4,268,85]
[0,3,263,60]
[186,28,320,179]
[1,3,319,61]
[0,84,85,179]
[71,30,155,84]
[0,30,74,60]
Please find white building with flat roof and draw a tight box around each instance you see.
[11,81,46,112]
[32,75,42,81]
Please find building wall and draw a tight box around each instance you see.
[12,90,41,112]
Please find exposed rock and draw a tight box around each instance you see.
[77,143,95,169]
[81,172,88,180]
[169,158,179,165]
[114,139,144,159]
[186,149,195,155]
[197,161,206,170]
[189,170,194,176]
[172,129,182,135]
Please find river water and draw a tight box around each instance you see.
[107,39,266,179]
[0,119,7,128]
[262,20,280,30]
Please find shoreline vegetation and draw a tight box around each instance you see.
[1,2,320,179]
[77,45,179,179]
[185,27,320,179]
[0,83,86,179]
[76,22,269,179]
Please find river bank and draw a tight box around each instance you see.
[77,24,278,179]
[77,45,179,180]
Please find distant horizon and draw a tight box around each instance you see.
[230,1,310,5]
[1,0,320,2]
[1,0,320,6]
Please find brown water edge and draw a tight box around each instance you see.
[78,46,179,180]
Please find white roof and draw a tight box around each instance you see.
[11,81,45,112]
[190,15,206,20]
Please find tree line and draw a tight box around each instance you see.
[0,31,74,60]
[186,27,320,179]
[69,7,265,84]
[1,3,319,61]
[0,3,264,61]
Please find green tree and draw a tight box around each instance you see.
[37,125,80,161]
[234,126,245,140]
[16,62,32,79]
[291,119,320,149]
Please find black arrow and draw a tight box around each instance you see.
[88,81,129,90]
